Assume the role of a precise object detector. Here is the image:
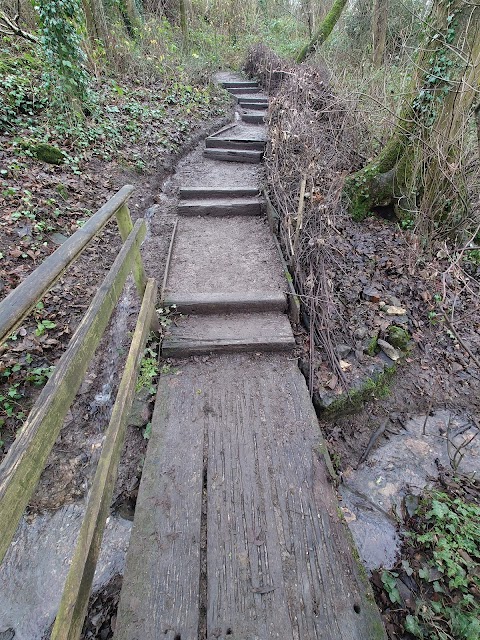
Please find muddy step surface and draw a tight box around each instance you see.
[178,196,264,216]
[164,291,287,315]
[162,312,294,356]
[203,148,263,163]
[115,355,386,640]
[165,217,286,295]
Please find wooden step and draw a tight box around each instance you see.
[222,81,258,88]
[115,355,386,640]
[162,312,295,357]
[177,197,264,216]
[164,292,287,315]
[236,96,267,103]
[238,101,268,110]
[205,137,266,152]
[203,148,263,163]
[226,87,261,94]
[242,112,265,124]
[179,187,260,200]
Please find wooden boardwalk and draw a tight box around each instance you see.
[114,76,385,640]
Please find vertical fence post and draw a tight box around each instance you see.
[115,204,160,333]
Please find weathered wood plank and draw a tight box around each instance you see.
[205,138,266,152]
[242,113,266,124]
[50,278,157,640]
[160,219,178,304]
[178,198,263,217]
[204,355,386,640]
[114,369,205,640]
[0,185,134,346]
[203,149,263,163]
[0,219,146,564]
[163,291,287,315]
[179,187,260,200]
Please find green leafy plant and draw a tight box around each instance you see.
[35,319,56,337]
[401,492,480,639]
[136,345,159,396]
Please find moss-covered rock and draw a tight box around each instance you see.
[31,143,65,165]
[387,326,411,351]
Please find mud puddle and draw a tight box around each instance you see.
[339,409,479,571]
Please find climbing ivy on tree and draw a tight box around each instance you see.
[33,0,90,104]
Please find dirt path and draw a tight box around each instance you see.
[114,74,386,640]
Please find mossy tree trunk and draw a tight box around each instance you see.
[344,0,480,222]
[372,0,388,68]
[296,0,347,63]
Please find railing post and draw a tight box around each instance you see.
[115,204,160,333]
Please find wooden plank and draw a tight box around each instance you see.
[222,81,259,88]
[203,149,263,164]
[179,187,260,200]
[115,203,147,296]
[114,369,205,640]
[237,101,268,110]
[204,356,386,640]
[205,138,265,151]
[160,219,178,304]
[0,219,146,564]
[163,291,287,315]
[178,199,263,217]
[226,87,261,94]
[242,113,265,124]
[51,279,157,640]
[0,185,134,346]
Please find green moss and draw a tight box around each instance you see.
[325,366,396,418]
[366,334,379,356]
[386,326,411,351]
[31,143,65,165]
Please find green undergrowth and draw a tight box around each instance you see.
[324,365,396,417]
[380,490,480,640]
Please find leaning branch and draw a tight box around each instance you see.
[0,9,38,43]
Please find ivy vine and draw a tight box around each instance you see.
[33,0,90,104]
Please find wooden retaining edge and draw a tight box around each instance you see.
[0,219,147,564]
[163,291,288,315]
[0,185,135,346]
[264,191,301,325]
[179,187,260,200]
[50,278,157,640]
[160,219,178,304]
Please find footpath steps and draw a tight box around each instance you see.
[114,72,386,640]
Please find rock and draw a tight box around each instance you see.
[362,287,381,303]
[387,326,411,351]
[49,232,69,245]
[336,343,352,359]
[339,359,352,371]
[377,339,401,361]
[128,387,152,427]
[31,142,65,165]
[15,224,32,237]
[354,326,368,340]
[386,295,402,307]
[386,305,407,316]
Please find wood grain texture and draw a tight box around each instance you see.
[114,368,206,640]
[51,278,157,640]
[115,355,386,640]
[0,219,146,564]
[203,149,263,163]
[0,185,134,345]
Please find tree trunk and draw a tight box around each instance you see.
[372,0,388,68]
[179,0,188,46]
[82,0,109,44]
[296,0,347,63]
[344,0,480,222]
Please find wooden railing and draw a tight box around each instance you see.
[0,185,160,639]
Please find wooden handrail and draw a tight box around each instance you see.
[51,278,158,640]
[0,184,134,345]
[0,218,147,563]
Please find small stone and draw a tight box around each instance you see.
[354,326,368,340]
[339,359,352,371]
[386,305,407,316]
[336,344,352,359]
[386,295,402,307]
[128,387,152,427]
[49,232,69,245]
[363,287,381,303]
[377,339,401,361]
